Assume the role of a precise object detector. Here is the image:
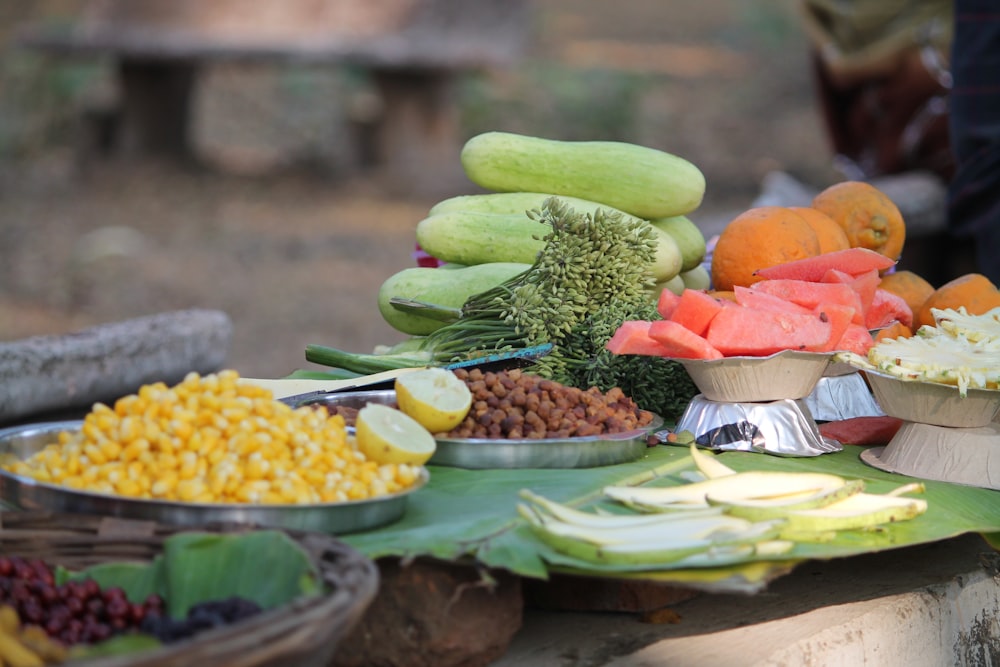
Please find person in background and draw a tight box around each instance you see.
[801,0,955,182]
[800,0,1000,285]
[946,0,1000,284]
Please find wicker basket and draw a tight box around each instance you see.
[0,511,379,667]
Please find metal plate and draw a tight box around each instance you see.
[285,390,663,469]
[0,420,426,534]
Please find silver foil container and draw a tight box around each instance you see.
[675,395,842,457]
[802,372,885,422]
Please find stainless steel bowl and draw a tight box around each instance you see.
[285,390,663,469]
[0,420,426,534]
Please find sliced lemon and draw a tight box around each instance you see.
[355,403,436,466]
[394,367,473,433]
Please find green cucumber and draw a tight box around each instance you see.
[377,262,529,335]
[421,194,683,282]
[650,215,707,272]
[459,131,706,219]
[416,211,547,267]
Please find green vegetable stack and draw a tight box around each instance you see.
[306,131,708,419]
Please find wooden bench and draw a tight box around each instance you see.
[15,0,530,195]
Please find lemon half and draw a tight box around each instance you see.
[394,367,473,433]
[355,403,436,466]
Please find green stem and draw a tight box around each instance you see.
[304,344,432,374]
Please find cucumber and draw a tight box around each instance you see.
[416,211,547,267]
[650,215,707,272]
[652,273,686,301]
[430,191,620,217]
[377,262,530,335]
[460,132,705,219]
[421,194,683,282]
[680,264,712,291]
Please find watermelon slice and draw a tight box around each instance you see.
[656,288,682,320]
[834,323,875,355]
[818,416,904,446]
[669,289,726,336]
[865,288,914,329]
[705,307,831,356]
[754,247,896,282]
[605,320,671,356]
[733,286,811,314]
[647,320,723,359]
[823,267,879,315]
[814,303,856,352]
[751,279,864,325]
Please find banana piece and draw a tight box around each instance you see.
[518,489,723,529]
[688,443,737,479]
[706,478,867,521]
[604,471,849,510]
[781,489,928,533]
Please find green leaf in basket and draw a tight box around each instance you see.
[161,530,321,618]
[68,634,163,660]
[68,530,322,619]
[60,560,166,603]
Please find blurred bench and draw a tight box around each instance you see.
[16,0,530,195]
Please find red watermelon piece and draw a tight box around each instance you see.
[814,303,856,352]
[733,286,811,314]
[751,279,864,325]
[705,307,831,356]
[818,416,904,446]
[823,267,879,315]
[669,289,726,336]
[648,320,723,359]
[865,288,914,329]
[605,320,671,356]
[834,323,875,355]
[656,288,682,320]
[754,247,896,282]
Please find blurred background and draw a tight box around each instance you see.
[0,1,914,378]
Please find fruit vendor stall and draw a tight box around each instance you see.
[2,131,1000,666]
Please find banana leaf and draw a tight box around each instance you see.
[67,530,321,618]
[342,445,1000,594]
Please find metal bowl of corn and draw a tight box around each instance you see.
[0,420,427,534]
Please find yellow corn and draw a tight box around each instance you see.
[2,370,422,505]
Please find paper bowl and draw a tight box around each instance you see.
[861,421,1000,490]
[862,370,1000,428]
[673,350,834,403]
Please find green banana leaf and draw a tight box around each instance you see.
[67,530,321,618]
[342,445,1000,594]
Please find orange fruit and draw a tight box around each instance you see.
[873,320,913,343]
[789,207,851,254]
[811,181,906,261]
[710,206,821,291]
[878,270,935,322]
[915,273,1000,329]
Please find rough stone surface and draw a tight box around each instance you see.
[0,308,232,424]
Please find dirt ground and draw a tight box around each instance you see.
[0,0,837,380]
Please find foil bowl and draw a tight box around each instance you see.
[673,350,834,403]
[861,421,1000,490]
[862,370,1000,428]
